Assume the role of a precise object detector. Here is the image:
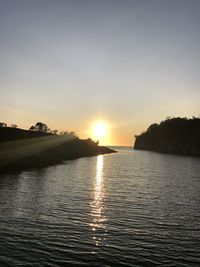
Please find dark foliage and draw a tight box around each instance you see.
[134,117,200,157]
[29,122,50,133]
[0,122,7,127]
[0,126,53,142]
[11,124,18,128]
[0,127,115,173]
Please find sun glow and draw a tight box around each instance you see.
[91,121,110,145]
[93,122,107,138]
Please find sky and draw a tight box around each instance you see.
[0,0,200,146]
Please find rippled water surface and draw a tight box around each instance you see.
[0,148,200,266]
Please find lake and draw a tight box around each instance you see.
[0,148,200,266]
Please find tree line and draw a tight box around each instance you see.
[0,121,78,138]
[0,122,17,128]
[134,116,200,156]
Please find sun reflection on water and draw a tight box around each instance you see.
[90,155,107,247]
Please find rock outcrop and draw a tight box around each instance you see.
[134,117,200,157]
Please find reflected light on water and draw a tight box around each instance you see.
[96,154,103,188]
[90,155,107,247]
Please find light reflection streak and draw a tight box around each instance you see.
[0,135,75,167]
[90,155,107,247]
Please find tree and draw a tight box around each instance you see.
[96,140,99,145]
[69,131,78,138]
[35,122,48,132]
[29,122,50,133]
[147,123,158,132]
[60,131,69,136]
[51,129,58,135]
[60,131,78,138]
[86,138,98,146]
[11,124,17,128]
[0,122,7,127]
[29,125,35,131]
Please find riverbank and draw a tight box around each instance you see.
[134,117,200,157]
[0,127,115,173]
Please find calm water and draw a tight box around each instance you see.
[0,148,200,267]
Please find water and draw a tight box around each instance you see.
[0,148,200,266]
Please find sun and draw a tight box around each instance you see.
[93,121,107,139]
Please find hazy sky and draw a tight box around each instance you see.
[0,0,200,145]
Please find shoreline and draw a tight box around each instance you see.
[0,127,116,174]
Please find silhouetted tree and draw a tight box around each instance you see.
[60,131,69,136]
[35,122,49,132]
[69,131,78,138]
[86,138,98,147]
[29,122,50,133]
[0,122,7,127]
[11,124,17,128]
[29,125,35,131]
[51,129,58,135]
[147,123,158,132]
[60,131,78,138]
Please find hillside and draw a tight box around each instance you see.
[134,117,200,157]
[0,127,115,172]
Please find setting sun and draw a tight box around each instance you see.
[90,121,111,145]
[93,122,107,138]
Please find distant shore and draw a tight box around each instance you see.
[0,127,116,173]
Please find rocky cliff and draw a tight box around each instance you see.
[134,117,200,157]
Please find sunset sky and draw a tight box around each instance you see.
[0,0,200,145]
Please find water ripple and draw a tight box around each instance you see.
[0,149,200,266]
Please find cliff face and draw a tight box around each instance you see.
[134,117,200,157]
[0,127,115,173]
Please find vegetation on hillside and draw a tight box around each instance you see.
[134,117,200,157]
[0,121,78,137]
[0,122,115,173]
[0,122,78,143]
